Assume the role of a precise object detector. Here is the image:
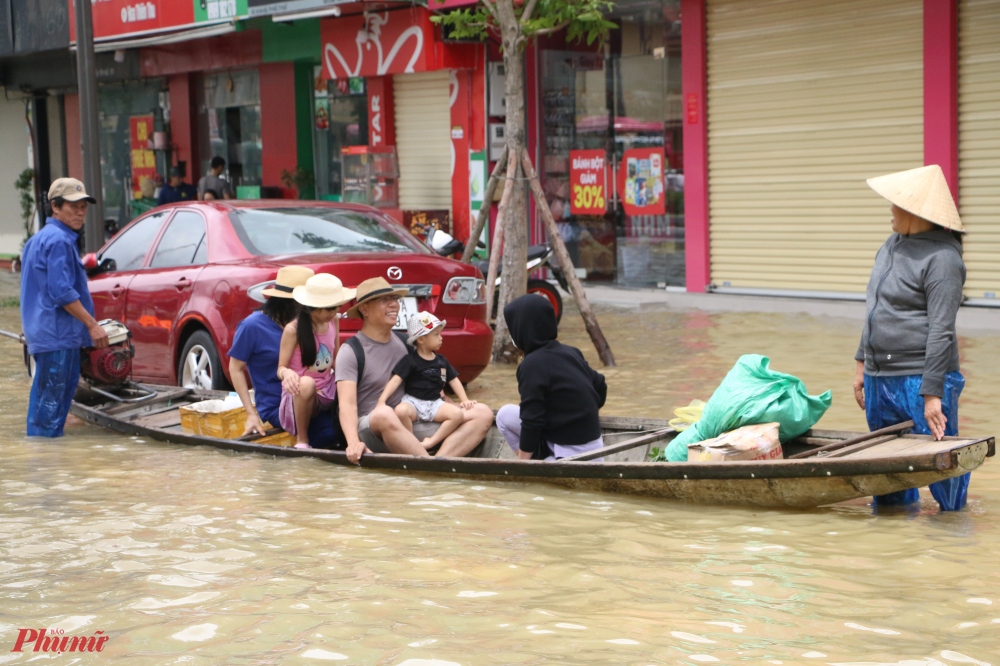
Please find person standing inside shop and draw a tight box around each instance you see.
[158,167,198,205]
[198,156,235,200]
[20,179,109,437]
[853,165,969,511]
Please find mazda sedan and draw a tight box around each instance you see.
[85,201,491,390]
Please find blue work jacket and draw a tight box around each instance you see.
[20,218,96,355]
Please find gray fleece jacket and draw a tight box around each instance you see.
[855,228,965,397]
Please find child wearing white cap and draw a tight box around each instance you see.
[375,311,477,450]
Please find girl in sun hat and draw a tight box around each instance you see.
[229,266,315,439]
[277,273,356,448]
[854,164,969,511]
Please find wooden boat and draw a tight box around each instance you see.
[70,383,995,509]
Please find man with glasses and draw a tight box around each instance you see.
[335,277,494,464]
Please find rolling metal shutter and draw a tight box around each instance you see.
[393,71,452,211]
[959,0,1000,301]
[707,0,923,295]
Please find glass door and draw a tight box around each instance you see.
[538,0,683,287]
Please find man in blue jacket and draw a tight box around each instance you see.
[20,178,109,437]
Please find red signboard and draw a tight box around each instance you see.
[321,8,435,80]
[129,115,157,199]
[69,0,196,41]
[367,76,395,147]
[618,148,666,216]
[569,149,607,216]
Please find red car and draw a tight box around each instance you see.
[85,201,491,389]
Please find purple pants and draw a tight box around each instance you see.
[496,404,604,461]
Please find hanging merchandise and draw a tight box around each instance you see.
[655,355,832,462]
[618,148,665,216]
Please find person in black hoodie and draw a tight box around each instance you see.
[496,294,608,460]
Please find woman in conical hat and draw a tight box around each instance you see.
[854,164,969,511]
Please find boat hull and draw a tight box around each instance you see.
[69,384,994,509]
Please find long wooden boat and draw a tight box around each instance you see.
[70,383,995,509]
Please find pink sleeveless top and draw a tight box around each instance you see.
[290,324,338,397]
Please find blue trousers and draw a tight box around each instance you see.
[27,349,81,437]
[864,371,969,511]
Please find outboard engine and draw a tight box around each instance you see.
[80,320,134,386]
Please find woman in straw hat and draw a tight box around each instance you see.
[277,274,356,448]
[229,266,315,438]
[854,164,969,511]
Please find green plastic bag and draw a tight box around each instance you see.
[658,355,832,462]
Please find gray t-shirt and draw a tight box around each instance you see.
[197,174,234,199]
[335,332,407,417]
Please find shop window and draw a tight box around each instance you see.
[312,71,369,201]
[538,0,684,287]
[198,70,263,195]
[97,79,169,229]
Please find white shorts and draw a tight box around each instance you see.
[401,394,446,422]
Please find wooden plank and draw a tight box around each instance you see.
[841,436,970,459]
[789,421,914,459]
[822,434,899,458]
[562,428,675,462]
[104,388,192,416]
[137,410,184,429]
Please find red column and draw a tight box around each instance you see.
[259,62,298,198]
[924,0,959,201]
[681,0,710,293]
[168,73,199,182]
[64,94,83,180]
[450,69,471,241]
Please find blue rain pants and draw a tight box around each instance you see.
[864,371,969,511]
[27,348,81,437]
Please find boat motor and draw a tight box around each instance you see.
[80,319,134,385]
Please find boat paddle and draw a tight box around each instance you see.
[0,328,24,344]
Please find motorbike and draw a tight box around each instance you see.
[425,227,568,325]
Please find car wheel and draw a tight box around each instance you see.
[527,279,563,324]
[178,330,226,390]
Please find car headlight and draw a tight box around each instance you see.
[443,277,487,304]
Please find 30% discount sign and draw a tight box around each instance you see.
[569,149,607,216]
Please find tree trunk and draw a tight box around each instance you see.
[521,149,616,367]
[483,147,518,329]
[491,0,529,363]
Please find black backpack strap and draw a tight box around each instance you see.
[345,335,365,385]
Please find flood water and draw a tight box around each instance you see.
[1,302,999,665]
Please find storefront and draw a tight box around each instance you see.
[197,69,264,196]
[534,0,685,286]
[317,6,482,237]
[97,79,169,227]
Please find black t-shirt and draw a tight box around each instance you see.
[392,349,459,401]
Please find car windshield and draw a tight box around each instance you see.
[228,207,431,256]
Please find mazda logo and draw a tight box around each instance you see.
[387,267,402,280]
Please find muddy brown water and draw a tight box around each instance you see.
[1,304,998,665]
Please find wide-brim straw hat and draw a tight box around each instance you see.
[345,276,410,318]
[866,165,964,233]
[262,266,315,299]
[292,273,356,309]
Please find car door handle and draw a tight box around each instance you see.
[111,285,125,298]
[175,278,193,291]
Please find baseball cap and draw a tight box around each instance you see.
[48,178,96,204]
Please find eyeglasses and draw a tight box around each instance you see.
[376,296,402,305]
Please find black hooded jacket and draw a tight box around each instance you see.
[504,294,607,459]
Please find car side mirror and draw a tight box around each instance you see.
[82,253,98,276]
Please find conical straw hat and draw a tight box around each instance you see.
[866,165,964,232]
